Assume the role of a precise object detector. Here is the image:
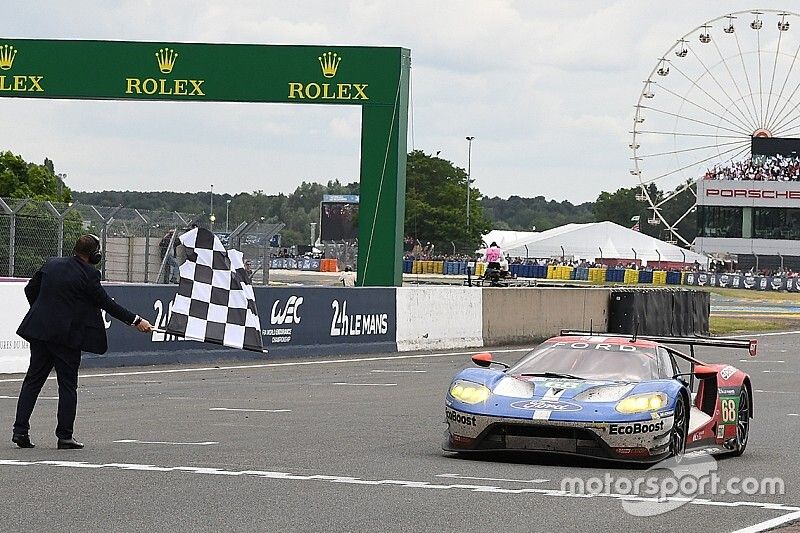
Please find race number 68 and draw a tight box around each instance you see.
[721,398,738,424]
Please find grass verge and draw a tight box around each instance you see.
[707,287,800,303]
[709,316,800,335]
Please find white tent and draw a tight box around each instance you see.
[491,221,707,265]
[482,229,538,250]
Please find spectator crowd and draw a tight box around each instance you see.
[703,154,800,181]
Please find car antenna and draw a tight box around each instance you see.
[631,318,638,342]
[589,319,593,336]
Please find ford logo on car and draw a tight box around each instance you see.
[510,400,582,412]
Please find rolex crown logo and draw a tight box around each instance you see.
[318,51,341,78]
[155,47,178,74]
[0,44,18,71]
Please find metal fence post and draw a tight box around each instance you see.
[134,209,149,283]
[1,198,30,276]
[9,212,14,276]
[44,201,75,257]
[0,199,12,276]
[144,225,151,283]
[90,205,121,281]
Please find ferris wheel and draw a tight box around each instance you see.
[631,9,800,246]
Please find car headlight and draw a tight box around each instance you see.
[575,384,635,402]
[493,377,534,399]
[616,393,668,414]
[450,380,491,404]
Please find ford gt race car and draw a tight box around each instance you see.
[443,332,757,462]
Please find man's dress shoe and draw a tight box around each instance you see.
[57,438,84,449]
[12,434,35,448]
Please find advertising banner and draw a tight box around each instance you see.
[102,285,396,359]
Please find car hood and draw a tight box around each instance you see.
[449,368,679,422]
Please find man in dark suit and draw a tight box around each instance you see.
[13,234,152,449]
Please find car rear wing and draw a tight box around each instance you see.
[559,330,757,359]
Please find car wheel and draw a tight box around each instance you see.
[731,388,751,457]
[670,396,688,462]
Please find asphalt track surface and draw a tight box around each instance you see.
[0,335,798,532]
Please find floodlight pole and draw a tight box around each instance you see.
[465,136,475,239]
[210,184,214,231]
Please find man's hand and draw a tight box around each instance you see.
[135,319,153,333]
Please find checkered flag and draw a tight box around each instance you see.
[165,228,264,352]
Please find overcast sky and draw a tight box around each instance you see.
[3,1,796,203]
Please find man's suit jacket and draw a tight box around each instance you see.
[17,256,136,355]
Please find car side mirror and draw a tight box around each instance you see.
[471,352,493,367]
[694,365,718,380]
[471,352,509,369]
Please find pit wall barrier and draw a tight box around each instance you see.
[481,287,611,346]
[0,281,34,374]
[0,281,706,373]
[395,287,483,351]
[608,289,710,336]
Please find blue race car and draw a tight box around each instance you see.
[443,332,756,462]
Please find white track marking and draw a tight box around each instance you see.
[731,510,800,533]
[0,459,796,514]
[437,473,550,484]
[739,359,784,363]
[113,439,218,446]
[755,389,798,394]
[332,382,397,387]
[209,408,290,413]
[0,395,57,400]
[788,414,799,417]
[722,330,800,338]
[0,347,534,383]
[370,370,427,373]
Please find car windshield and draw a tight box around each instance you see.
[508,341,659,382]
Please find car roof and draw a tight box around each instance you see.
[545,335,659,350]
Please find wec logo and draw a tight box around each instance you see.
[271,296,303,325]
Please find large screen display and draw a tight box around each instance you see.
[320,202,358,242]
[752,136,800,158]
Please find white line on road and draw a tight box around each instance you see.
[0,395,57,400]
[113,439,218,446]
[761,370,796,374]
[437,473,550,484]
[788,414,799,416]
[332,382,397,387]
[370,370,427,373]
[739,359,785,363]
[0,459,797,514]
[755,389,797,394]
[722,330,800,338]
[732,509,800,533]
[209,408,291,413]
[0,347,534,383]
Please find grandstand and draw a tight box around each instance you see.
[695,138,800,271]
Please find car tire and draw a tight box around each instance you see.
[670,396,688,462]
[731,388,752,457]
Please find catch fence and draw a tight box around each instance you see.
[0,197,280,284]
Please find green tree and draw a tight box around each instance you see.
[0,151,72,202]
[0,151,79,275]
[593,186,641,227]
[405,150,491,253]
[482,195,594,231]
